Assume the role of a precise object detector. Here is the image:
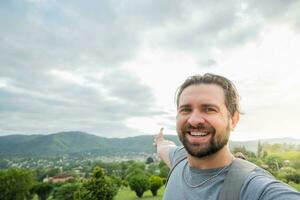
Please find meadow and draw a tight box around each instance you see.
[115,186,165,200]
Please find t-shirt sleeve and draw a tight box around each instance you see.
[241,169,300,200]
[168,146,187,167]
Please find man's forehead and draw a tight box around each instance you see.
[179,84,225,104]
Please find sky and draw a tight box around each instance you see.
[1,0,300,141]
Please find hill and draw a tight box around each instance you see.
[0,131,299,156]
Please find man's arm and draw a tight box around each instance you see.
[153,128,177,168]
[241,170,300,200]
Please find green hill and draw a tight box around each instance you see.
[0,131,299,156]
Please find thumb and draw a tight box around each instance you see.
[153,127,165,146]
[158,127,164,137]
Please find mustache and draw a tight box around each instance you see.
[183,123,215,133]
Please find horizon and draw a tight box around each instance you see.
[1,1,300,140]
[1,130,300,143]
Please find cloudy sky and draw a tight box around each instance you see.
[1,0,300,141]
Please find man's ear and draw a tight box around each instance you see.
[231,112,240,130]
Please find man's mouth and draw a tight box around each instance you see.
[189,131,209,137]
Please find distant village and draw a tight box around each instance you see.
[0,152,159,183]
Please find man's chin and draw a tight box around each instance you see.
[184,144,212,158]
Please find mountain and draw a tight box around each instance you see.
[0,131,112,155]
[0,131,299,156]
[230,138,300,152]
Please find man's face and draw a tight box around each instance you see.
[176,84,234,158]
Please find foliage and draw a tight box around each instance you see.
[264,155,284,171]
[93,161,120,177]
[262,143,300,153]
[288,182,300,192]
[146,163,158,175]
[25,187,36,200]
[257,140,263,158]
[125,162,146,180]
[0,168,34,200]
[232,146,256,159]
[115,186,165,200]
[149,175,163,196]
[33,182,54,200]
[146,157,154,164]
[128,173,150,198]
[76,166,119,200]
[52,182,80,200]
[33,167,61,182]
[291,155,300,169]
[277,167,300,184]
[159,164,170,178]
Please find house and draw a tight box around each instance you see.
[43,174,74,183]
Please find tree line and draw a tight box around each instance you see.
[0,158,168,200]
[1,142,300,199]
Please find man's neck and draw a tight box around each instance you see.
[187,145,233,169]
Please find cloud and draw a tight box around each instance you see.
[1,0,300,138]
[0,67,163,136]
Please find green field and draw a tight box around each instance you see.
[31,182,300,199]
[115,186,165,200]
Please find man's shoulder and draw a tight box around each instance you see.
[169,146,187,167]
[241,167,300,200]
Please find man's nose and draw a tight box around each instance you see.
[187,110,205,127]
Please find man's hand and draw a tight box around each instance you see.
[154,128,176,168]
[153,127,165,147]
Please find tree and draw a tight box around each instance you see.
[0,168,34,200]
[125,162,146,180]
[33,183,54,200]
[265,155,284,172]
[52,183,80,200]
[149,175,163,196]
[77,166,119,200]
[232,146,256,159]
[159,164,170,178]
[128,173,150,198]
[146,157,154,164]
[291,154,300,170]
[25,186,36,200]
[278,167,300,184]
[146,163,157,176]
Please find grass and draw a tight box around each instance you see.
[289,182,300,192]
[31,182,300,199]
[114,186,165,200]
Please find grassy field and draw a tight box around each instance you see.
[115,186,165,200]
[32,182,300,199]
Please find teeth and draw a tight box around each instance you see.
[190,132,208,136]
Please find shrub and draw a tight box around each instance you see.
[128,173,150,198]
[149,175,163,196]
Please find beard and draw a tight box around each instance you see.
[178,122,230,158]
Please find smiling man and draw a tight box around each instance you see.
[154,73,300,200]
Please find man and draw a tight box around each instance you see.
[154,73,300,200]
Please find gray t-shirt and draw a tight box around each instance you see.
[163,147,300,200]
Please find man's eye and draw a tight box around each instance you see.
[204,107,216,113]
[179,108,191,113]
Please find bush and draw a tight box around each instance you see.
[33,183,54,200]
[288,181,300,192]
[0,168,34,200]
[149,175,163,196]
[52,183,80,200]
[77,166,119,200]
[278,167,300,184]
[128,173,150,198]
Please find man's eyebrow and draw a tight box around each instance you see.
[178,104,191,109]
[202,103,218,107]
[202,104,220,110]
